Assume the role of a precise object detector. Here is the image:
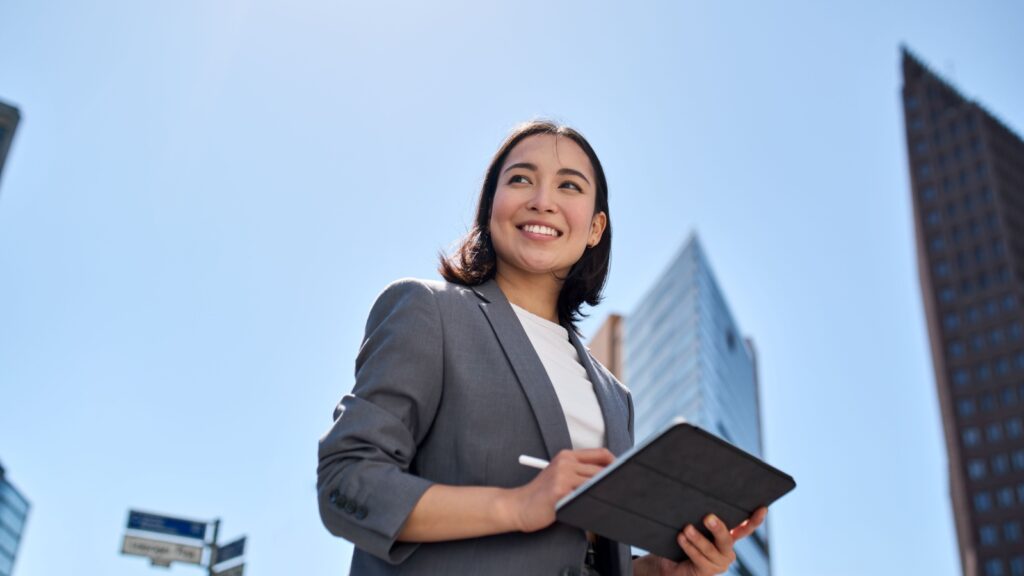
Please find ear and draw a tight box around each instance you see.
[588,212,607,247]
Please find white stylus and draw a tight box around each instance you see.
[518,454,550,470]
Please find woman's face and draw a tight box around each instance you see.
[488,134,607,283]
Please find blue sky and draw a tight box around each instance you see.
[2,1,1022,575]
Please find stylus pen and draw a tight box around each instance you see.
[518,454,549,470]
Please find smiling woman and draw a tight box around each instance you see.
[316,120,765,576]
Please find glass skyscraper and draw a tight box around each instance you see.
[592,233,770,576]
[0,462,29,576]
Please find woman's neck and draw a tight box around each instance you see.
[494,269,562,324]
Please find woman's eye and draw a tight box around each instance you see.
[560,181,582,192]
[508,175,531,184]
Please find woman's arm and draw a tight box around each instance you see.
[397,448,615,542]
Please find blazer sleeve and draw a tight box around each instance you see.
[317,279,444,563]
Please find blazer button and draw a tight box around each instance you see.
[354,506,368,520]
[344,501,357,514]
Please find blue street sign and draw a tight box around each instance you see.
[127,510,207,540]
[215,537,246,565]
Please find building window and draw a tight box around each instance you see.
[1003,295,1016,311]
[968,306,983,323]
[976,491,993,512]
[996,357,1011,376]
[988,558,1006,576]
[940,287,957,303]
[935,261,951,278]
[969,459,987,479]
[949,341,966,358]
[945,314,961,331]
[981,393,997,412]
[981,524,1000,546]
[1008,418,1023,439]
[984,300,999,318]
[1003,388,1019,407]
[977,363,992,382]
[972,334,988,352]
[987,423,1004,443]
[991,328,1005,347]
[927,210,942,227]
[959,398,977,417]
[999,488,1016,508]
[922,185,937,200]
[953,368,970,387]
[931,235,946,252]
[1010,323,1023,340]
[1010,556,1024,576]
[1006,521,1022,543]
[1013,450,1024,472]
[964,427,982,447]
[919,163,932,178]
[994,454,1010,476]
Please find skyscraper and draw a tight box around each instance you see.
[590,233,770,576]
[902,47,1024,576]
[0,462,29,576]
[0,100,19,191]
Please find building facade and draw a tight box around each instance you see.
[902,47,1024,576]
[0,462,29,576]
[591,234,770,576]
[0,100,19,191]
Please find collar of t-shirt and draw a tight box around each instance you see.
[509,303,606,450]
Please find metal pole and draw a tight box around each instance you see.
[207,518,220,576]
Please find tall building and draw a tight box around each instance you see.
[0,100,19,191]
[0,462,29,576]
[902,47,1024,576]
[590,234,770,576]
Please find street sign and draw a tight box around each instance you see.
[121,534,203,566]
[214,563,244,576]
[215,536,246,565]
[127,510,207,540]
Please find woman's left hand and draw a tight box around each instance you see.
[635,507,768,576]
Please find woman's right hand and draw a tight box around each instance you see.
[507,448,615,533]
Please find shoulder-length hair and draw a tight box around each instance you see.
[438,120,612,329]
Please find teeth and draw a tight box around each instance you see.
[523,224,559,237]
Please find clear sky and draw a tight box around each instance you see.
[2,1,1022,575]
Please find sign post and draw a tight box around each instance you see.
[120,509,245,574]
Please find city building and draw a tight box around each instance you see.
[590,233,770,576]
[0,462,30,576]
[902,47,1024,576]
[0,100,19,191]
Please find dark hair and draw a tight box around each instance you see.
[438,120,612,329]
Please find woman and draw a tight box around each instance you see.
[317,121,767,575]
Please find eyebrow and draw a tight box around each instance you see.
[502,162,591,186]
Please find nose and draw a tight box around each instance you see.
[526,181,557,213]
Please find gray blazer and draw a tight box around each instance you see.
[317,278,635,575]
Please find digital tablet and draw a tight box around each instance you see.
[555,417,796,561]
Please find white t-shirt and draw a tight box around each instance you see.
[510,303,606,450]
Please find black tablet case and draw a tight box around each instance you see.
[555,419,796,561]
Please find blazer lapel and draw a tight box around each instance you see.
[472,280,573,460]
[568,329,632,456]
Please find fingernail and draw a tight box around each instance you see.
[685,525,698,537]
[706,515,719,528]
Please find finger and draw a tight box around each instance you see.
[682,524,728,567]
[572,448,616,465]
[703,514,735,557]
[731,507,768,541]
[573,463,608,478]
[677,530,717,573]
